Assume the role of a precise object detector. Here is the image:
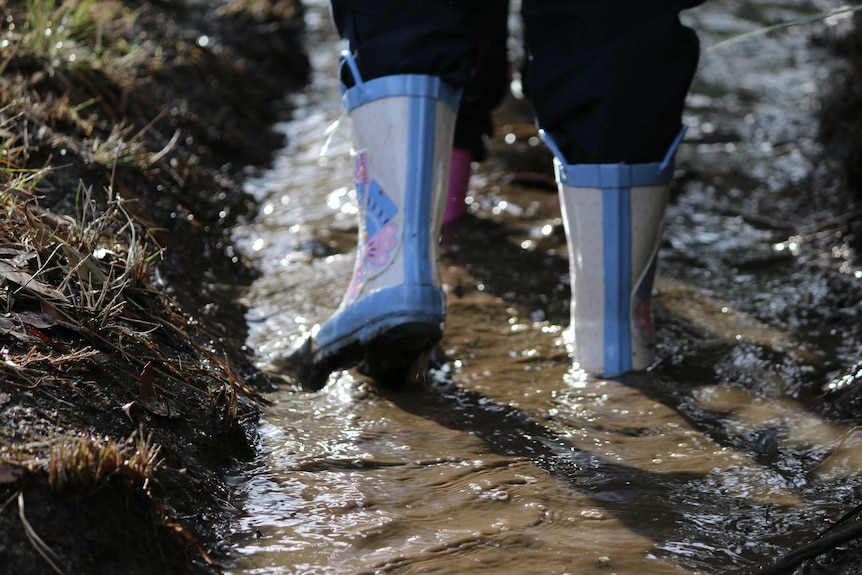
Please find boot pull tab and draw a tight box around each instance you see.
[538,129,565,164]
[659,125,688,172]
[541,126,688,172]
[339,44,365,91]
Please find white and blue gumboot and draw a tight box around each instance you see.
[297,52,460,388]
[547,129,685,378]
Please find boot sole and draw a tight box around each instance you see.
[292,317,442,390]
[357,321,442,387]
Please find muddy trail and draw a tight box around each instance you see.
[226,1,862,574]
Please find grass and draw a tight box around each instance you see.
[5,0,147,87]
[47,429,161,491]
[0,0,166,183]
[0,0,284,515]
[707,4,862,52]
[0,2,307,570]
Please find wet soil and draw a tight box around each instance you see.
[227,1,862,574]
[0,1,309,574]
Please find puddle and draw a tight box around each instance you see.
[228,1,862,573]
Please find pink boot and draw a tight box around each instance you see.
[443,147,473,223]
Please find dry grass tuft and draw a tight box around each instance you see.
[0,427,161,492]
[47,428,161,491]
[0,185,152,383]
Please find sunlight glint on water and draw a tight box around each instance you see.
[228,2,862,574]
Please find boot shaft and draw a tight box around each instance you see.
[547,128,684,377]
[307,55,460,374]
[340,57,460,306]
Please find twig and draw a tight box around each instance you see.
[806,426,861,475]
[707,5,862,53]
[17,491,68,575]
[752,519,862,575]
[148,129,180,166]
[0,490,18,515]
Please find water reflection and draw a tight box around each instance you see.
[228,1,862,573]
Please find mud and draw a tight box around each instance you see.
[0,1,309,574]
[228,1,862,574]
[2,1,862,575]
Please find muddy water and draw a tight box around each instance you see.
[227,1,862,573]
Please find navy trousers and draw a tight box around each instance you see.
[330,0,703,164]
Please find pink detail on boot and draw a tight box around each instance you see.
[443,147,473,223]
[365,221,398,267]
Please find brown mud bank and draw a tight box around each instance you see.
[0,1,308,574]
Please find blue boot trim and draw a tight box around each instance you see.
[542,125,686,188]
[340,49,461,113]
[313,285,445,364]
[601,185,632,376]
[404,96,435,287]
